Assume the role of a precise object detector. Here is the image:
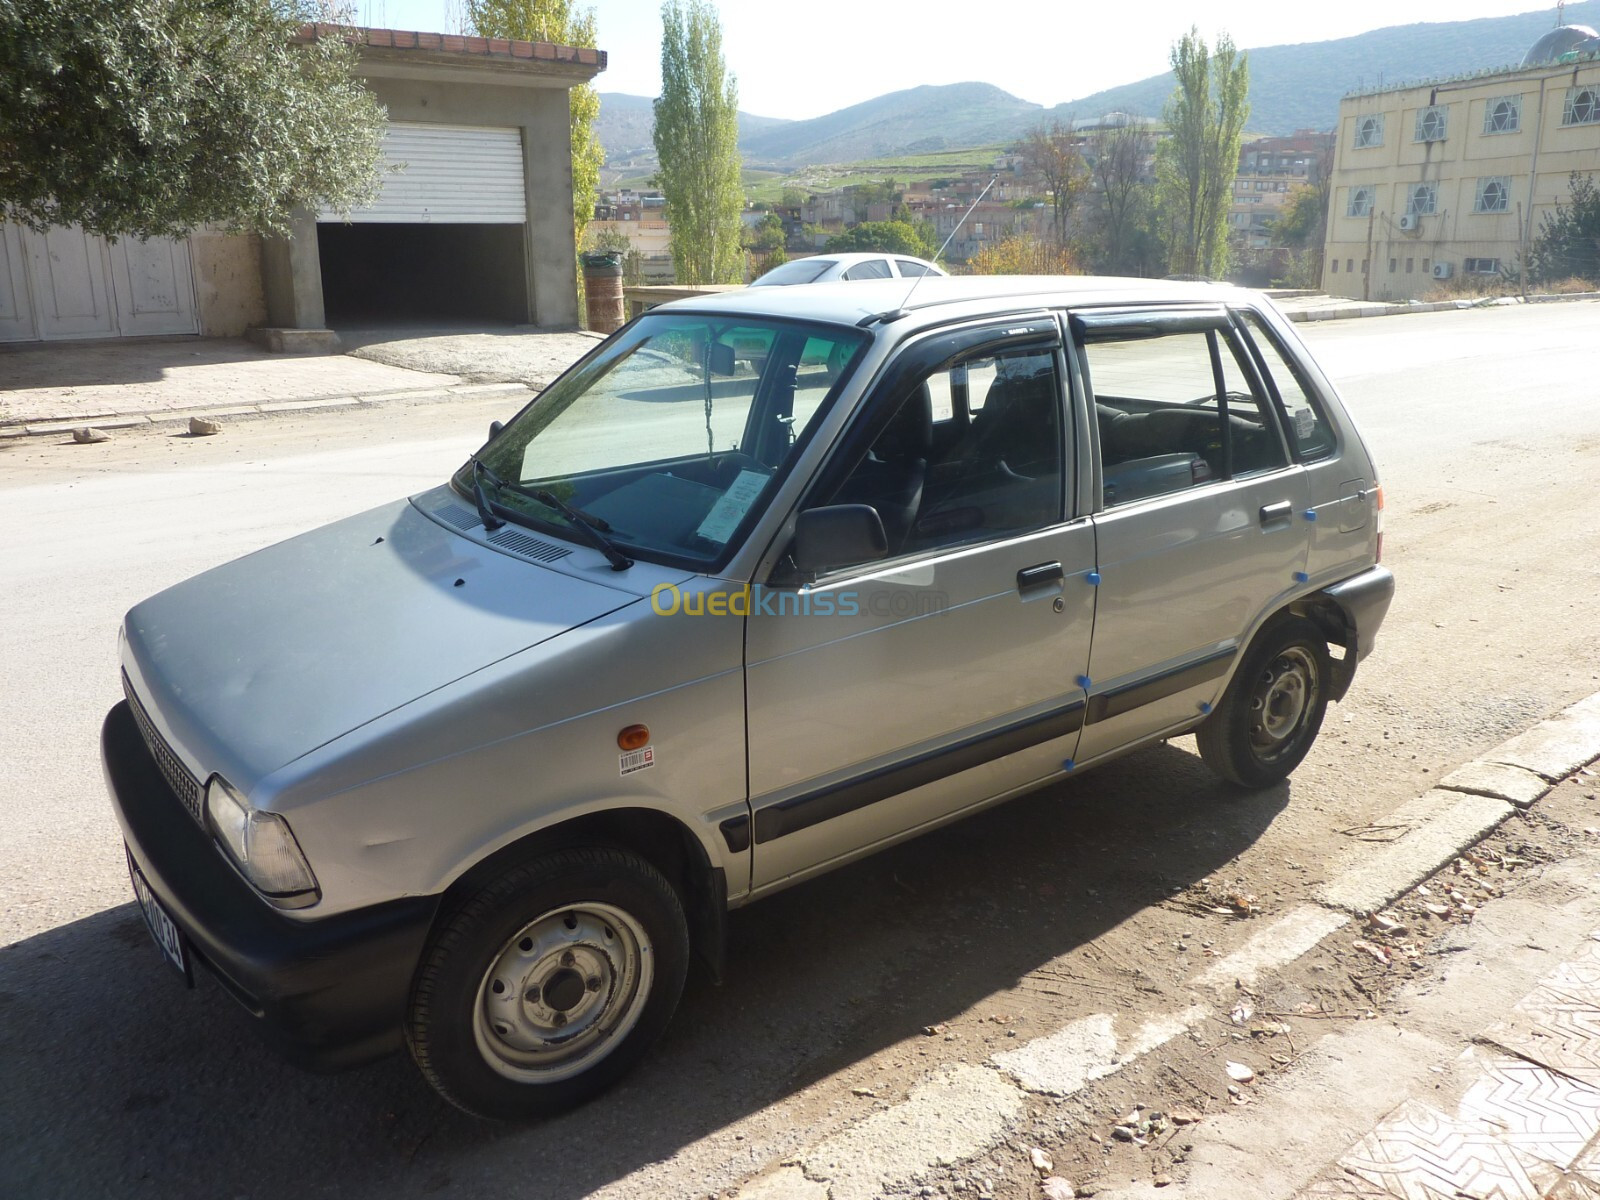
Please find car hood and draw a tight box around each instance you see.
[122,497,646,788]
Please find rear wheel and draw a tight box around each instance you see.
[406,846,689,1120]
[1197,613,1331,788]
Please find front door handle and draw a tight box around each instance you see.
[1017,561,1065,592]
[1259,501,1293,527]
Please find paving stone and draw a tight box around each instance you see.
[1480,981,1600,1086]
[1293,1167,1395,1197]
[1455,1053,1600,1168]
[1338,1098,1564,1200]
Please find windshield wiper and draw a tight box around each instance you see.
[470,458,505,532]
[532,489,634,571]
[463,457,632,570]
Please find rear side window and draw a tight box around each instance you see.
[1237,312,1335,461]
[842,258,893,280]
[896,259,934,277]
[1082,326,1289,508]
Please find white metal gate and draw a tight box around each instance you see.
[323,122,528,224]
[0,223,197,343]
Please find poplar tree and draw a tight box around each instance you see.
[653,0,744,285]
[1156,28,1249,278]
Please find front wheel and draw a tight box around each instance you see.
[406,846,690,1119]
[1196,613,1331,788]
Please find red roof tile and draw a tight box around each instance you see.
[293,24,607,72]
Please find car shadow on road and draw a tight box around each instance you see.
[0,743,1288,1200]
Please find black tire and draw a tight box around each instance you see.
[406,846,689,1120]
[1196,613,1331,788]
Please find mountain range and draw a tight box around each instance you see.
[596,2,1599,168]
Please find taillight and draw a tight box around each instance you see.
[1375,484,1385,562]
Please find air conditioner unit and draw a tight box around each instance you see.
[1432,262,1454,279]
[1397,213,1419,231]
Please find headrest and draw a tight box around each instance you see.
[875,384,933,459]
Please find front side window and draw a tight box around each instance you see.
[460,314,867,567]
[1414,105,1448,142]
[1484,95,1521,134]
[1348,186,1375,217]
[1354,114,1385,148]
[1082,324,1288,508]
[817,345,1065,561]
[750,258,834,286]
[1406,183,1437,215]
[1474,177,1511,213]
[1563,87,1600,126]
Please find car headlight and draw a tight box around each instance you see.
[205,777,319,899]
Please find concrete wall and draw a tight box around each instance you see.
[190,230,266,337]
[362,72,580,328]
[1324,60,1600,300]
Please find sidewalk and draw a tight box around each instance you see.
[0,327,599,437]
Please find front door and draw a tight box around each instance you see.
[745,321,1096,892]
[1072,307,1311,764]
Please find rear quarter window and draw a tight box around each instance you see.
[1238,311,1336,461]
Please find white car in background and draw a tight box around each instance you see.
[750,252,945,286]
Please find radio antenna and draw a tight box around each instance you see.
[885,174,998,321]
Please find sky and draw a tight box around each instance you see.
[353,1,1565,120]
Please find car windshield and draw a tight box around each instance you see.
[751,259,835,286]
[456,313,868,568]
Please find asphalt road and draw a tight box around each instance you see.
[3,302,1600,1200]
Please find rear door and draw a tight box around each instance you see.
[1072,307,1311,763]
[1233,306,1377,582]
[745,319,1095,892]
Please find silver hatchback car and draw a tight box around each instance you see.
[104,276,1392,1119]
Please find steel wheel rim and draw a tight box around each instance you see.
[473,902,653,1083]
[1247,645,1320,762]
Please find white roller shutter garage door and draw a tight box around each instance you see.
[328,122,527,224]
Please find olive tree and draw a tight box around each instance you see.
[653,0,744,285]
[0,0,384,240]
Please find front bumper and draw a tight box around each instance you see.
[102,700,439,1071]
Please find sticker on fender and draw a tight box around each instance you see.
[620,746,656,775]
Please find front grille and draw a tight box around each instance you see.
[122,673,204,823]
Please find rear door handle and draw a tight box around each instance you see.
[1017,561,1065,592]
[1259,501,1293,527]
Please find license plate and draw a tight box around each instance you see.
[127,850,192,986]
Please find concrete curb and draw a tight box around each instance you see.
[730,688,1600,1200]
[1282,289,1600,324]
[0,381,534,441]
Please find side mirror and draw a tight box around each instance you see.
[709,342,737,377]
[488,420,504,440]
[791,504,888,576]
